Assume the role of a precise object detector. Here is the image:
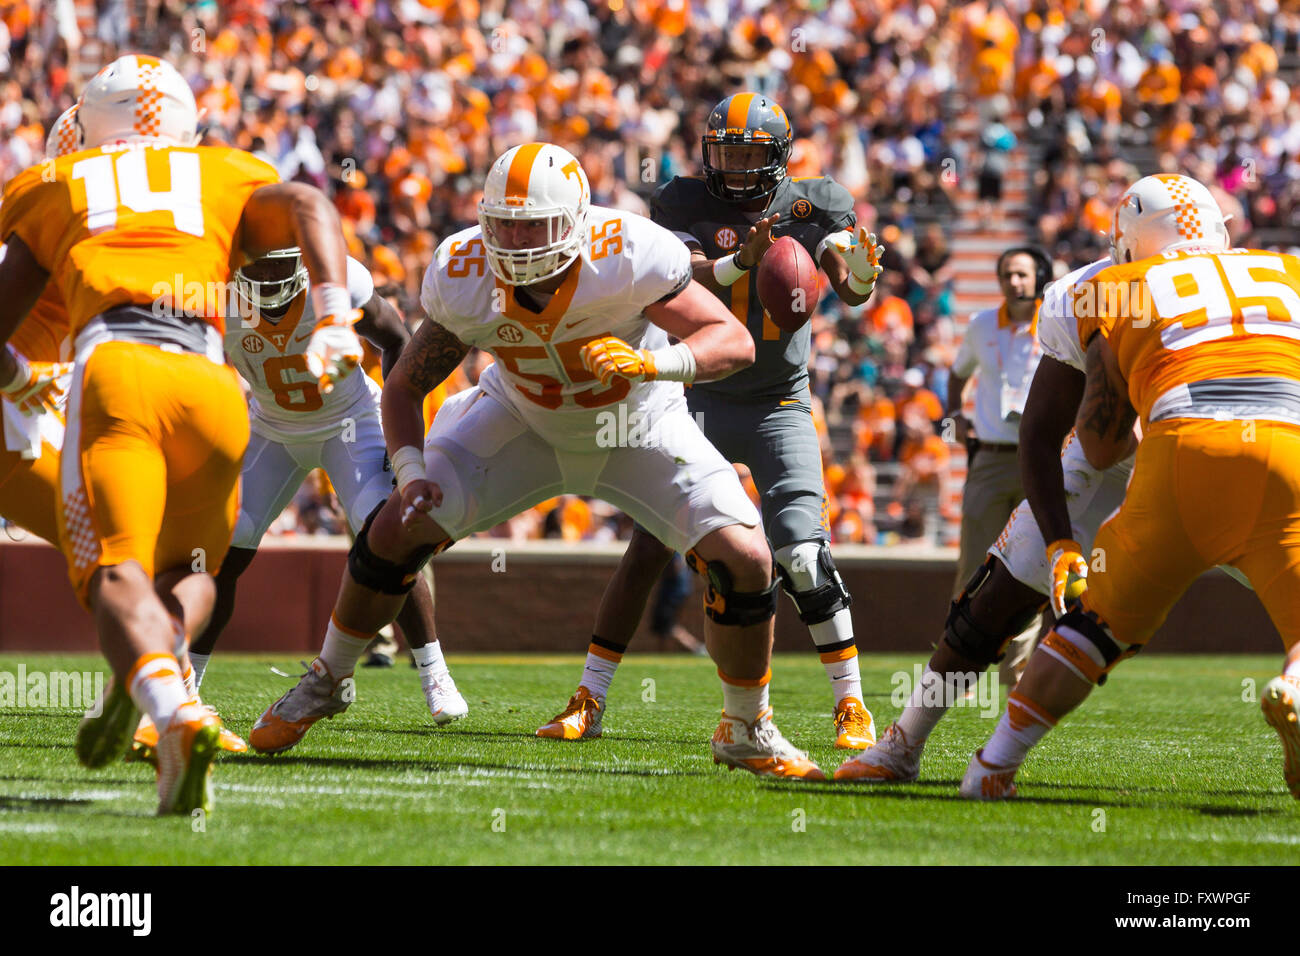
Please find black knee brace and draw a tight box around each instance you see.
[685,549,778,627]
[774,541,852,626]
[941,557,1040,668]
[347,503,449,595]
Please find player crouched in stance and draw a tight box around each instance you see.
[251,142,825,779]
[538,93,883,750]
[169,247,466,732]
[960,174,1300,800]
[0,54,362,814]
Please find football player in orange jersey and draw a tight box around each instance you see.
[0,54,366,815]
[961,174,1300,801]
[0,106,78,547]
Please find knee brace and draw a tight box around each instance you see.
[773,540,852,626]
[347,502,450,596]
[1040,607,1137,686]
[685,548,778,627]
[942,557,1041,669]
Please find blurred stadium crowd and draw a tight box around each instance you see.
[2,0,1297,547]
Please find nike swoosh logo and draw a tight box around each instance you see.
[293,329,315,343]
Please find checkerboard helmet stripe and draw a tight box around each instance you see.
[45,104,82,159]
[1110,174,1229,264]
[478,142,590,286]
[77,54,199,149]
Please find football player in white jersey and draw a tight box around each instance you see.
[835,250,1131,782]
[187,250,468,724]
[248,142,826,779]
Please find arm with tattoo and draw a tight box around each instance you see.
[1075,333,1138,470]
[380,317,470,456]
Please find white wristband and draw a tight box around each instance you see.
[391,445,425,493]
[311,283,352,323]
[648,342,696,383]
[0,346,29,393]
[712,253,748,287]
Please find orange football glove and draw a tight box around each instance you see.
[1,348,72,416]
[579,335,657,386]
[304,309,364,395]
[1047,538,1088,617]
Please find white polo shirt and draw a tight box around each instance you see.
[952,302,1042,445]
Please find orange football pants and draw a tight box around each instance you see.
[0,443,62,545]
[59,341,249,607]
[1083,418,1300,649]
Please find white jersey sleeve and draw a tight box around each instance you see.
[952,311,983,378]
[346,255,375,309]
[622,213,693,307]
[1037,257,1112,371]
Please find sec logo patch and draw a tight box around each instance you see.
[242,334,264,353]
[791,198,813,219]
[715,227,740,250]
[497,324,524,343]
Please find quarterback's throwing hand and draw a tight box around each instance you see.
[580,335,657,385]
[833,226,885,294]
[304,309,364,395]
[1047,538,1089,618]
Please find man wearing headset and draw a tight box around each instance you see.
[943,246,1051,684]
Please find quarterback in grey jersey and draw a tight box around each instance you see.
[537,93,887,749]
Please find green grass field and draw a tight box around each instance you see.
[1,652,1296,865]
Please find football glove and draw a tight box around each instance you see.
[1047,538,1089,618]
[304,309,364,395]
[1,347,71,416]
[580,335,657,386]
[831,226,885,295]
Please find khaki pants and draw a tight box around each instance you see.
[953,445,1040,685]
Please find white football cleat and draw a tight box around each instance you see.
[711,709,825,780]
[421,666,468,725]
[834,722,922,782]
[958,748,1018,800]
[249,658,353,754]
[1261,675,1300,800]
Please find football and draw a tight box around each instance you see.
[756,236,819,332]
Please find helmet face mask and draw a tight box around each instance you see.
[236,248,308,316]
[478,143,589,287]
[702,94,792,203]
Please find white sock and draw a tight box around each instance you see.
[720,671,770,724]
[319,615,373,678]
[895,666,954,743]
[189,652,210,688]
[413,641,447,675]
[128,654,191,730]
[980,692,1056,769]
[1284,646,1300,680]
[579,642,623,700]
[818,638,862,703]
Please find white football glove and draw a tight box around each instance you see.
[304,309,364,395]
[1,346,72,416]
[832,226,885,295]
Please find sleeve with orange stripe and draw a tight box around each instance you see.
[0,145,280,337]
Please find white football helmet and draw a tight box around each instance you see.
[46,104,82,158]
[478,142,590,286]
[1110,174,1229,264]
[235,248,309,314]
[77,54,199,149]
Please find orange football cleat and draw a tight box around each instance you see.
[536,686,603,740]
[833,697,877,750]
[958,748,1018,800]
[711,710,825,780]
[249,658,353,755]
[155,699,222,816]
[129,705,248,766]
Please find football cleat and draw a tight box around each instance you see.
[1261,675,1300,800]
[155,699,222,816]
[834,722,922,782]
[711,709,825,780]
[958,748,1018,800]
[421,667,469,725]
[833,697,877,750]
[129,705,248,766]
[76,678,140,769]
[536,686,603,740]
[249,658,353,755]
